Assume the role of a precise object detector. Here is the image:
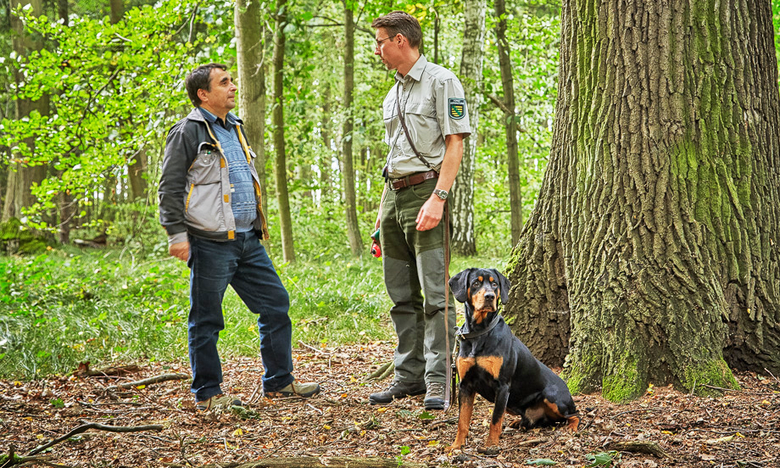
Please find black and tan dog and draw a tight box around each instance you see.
[448,268,579,451]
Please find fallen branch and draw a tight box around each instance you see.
[365,361,394,381]
[605,440,672,459]
[106,373,189,391]
[197,458,425,468]
[27,422,163,456]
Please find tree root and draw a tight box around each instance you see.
[196,457,425,468]
[365,361,394,381]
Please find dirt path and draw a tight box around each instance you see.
[2,343,778,467]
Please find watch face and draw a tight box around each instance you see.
[435,189,448,200]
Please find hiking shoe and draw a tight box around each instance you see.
[196,394,243,411]
[369,380,426,405]
[265,380,321,398]
[424,382,446,410]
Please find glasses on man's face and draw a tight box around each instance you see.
[375,36,392,49]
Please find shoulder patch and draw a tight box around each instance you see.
[448,97,467,120]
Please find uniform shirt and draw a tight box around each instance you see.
[382,55,471,179]
[199,108,257,233]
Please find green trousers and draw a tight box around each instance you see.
[380,178,456,385]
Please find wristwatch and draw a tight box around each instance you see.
[433,189,449,201]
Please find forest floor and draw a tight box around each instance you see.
[2,342,779,468]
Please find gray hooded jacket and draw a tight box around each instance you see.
[158,108,269,243]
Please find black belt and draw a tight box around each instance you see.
[388,170,439,191]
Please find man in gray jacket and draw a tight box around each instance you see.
[159,63,319,411]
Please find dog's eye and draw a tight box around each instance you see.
[472,280,481,288]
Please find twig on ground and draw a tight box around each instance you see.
[428,417,458,427]
[26,422,163,456]
[766,368,780,385]
[298,340,330,355]
[703,384,740,393]
[365,361,394,381]
[106,373,189,391]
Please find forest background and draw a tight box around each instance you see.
[0,0,779,382]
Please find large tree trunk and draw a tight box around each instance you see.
[235,0,269,217]
[451,0,485,256]
[3,0,49,222]
[504,0,780,402]
[342,4,363,257]
[494,0,522,247]
[272,0,295,263]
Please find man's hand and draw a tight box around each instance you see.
[169,241,190,261]
[416,195,446,231]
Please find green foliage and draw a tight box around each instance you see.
[0,241,502,380]
[0,217,48,254]
[396,445,412,466]
[1,0,236,234]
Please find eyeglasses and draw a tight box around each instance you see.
[375,36,392,48]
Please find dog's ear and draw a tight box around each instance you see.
[449,269,473,303]
[490,269,511,304]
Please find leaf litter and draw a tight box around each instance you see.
[1,342,779,467]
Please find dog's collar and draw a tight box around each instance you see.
[457,315,502,341]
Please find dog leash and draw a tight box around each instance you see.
[443,199,453,413]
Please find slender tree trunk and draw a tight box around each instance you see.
[504,0,780,402]
[235,0,269,216]
[272,0,295,262]
[452,0,485,256]
[127,147,148,200]
[342,4,363,257]
[3,0,49,222]
[56,0,74,243]
[494,0,522,246]
[433,12,439,65]
[109,0,123,24]
[320,84,333,203]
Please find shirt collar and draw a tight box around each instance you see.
[395,54,428,83]
[198,107,238,127]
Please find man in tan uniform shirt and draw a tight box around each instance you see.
[369,11,471,410]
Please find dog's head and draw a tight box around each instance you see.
[449,268,511,325]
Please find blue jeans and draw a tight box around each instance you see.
[187,231,294,401]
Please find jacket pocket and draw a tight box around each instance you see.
[185,182,226,232]
[188,147,222,186]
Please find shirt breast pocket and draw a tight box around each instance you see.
[187,145,222,186]
[403,100,438,155]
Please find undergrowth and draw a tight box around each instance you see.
[0,244,505,380]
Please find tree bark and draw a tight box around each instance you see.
[235,0,269,217]
[493,0,522,247]
[342,4,363,257]
[504,0,780,402]
[108,0,123,25]
[3,0,49,222]
[127,147,148,201]
[320,84,333,203]
[272,0,295,263]
[452,0,486,256]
